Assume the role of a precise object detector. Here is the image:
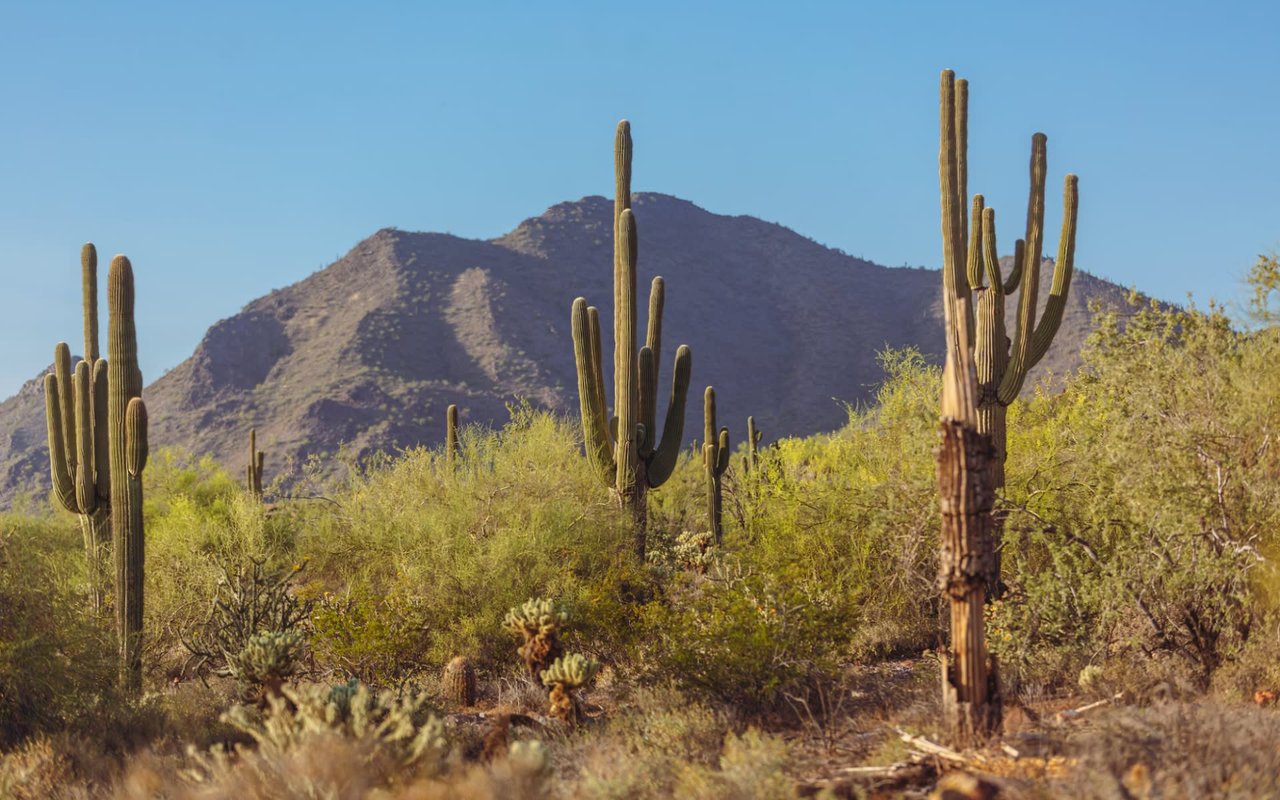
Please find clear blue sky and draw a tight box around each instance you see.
[0,0,1276,397]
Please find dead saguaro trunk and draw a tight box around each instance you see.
[936,69,1001,745]
[937,362,1001,744]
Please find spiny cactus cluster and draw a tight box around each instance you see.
[571,120,692,557]
[227,629,305,707]
[503,597,566,678]
[540,652,600,724]
[218,679,447,771]
[702,387,731,544]
[246,427,266,499]
[441,655,477,707]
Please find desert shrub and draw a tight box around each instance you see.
[723,349,943,660]
[292,407,647,670]
[181,557,312,682]
[638,558,843,710]
[1054,701,1280,799]
[0,514,115,746]
[565,685,790,800]
[310,585,433,685]
[995,296,1280,690]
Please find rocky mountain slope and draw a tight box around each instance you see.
[0,193,1130,503]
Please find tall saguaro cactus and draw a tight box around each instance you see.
[107,255,148,691]
[937,70,1001,745]
[44,244,111,611]
[702,387,730,543]
[941,73,1079,595]
[246,428,265,499]
[570,120,693,556]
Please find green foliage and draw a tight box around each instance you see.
[996,294,1280,689]
[0,515,114,745]
[639,559,842,709]
[293,408,644,671]
[310,585,432,685]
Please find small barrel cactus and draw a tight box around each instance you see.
[442,655,477,707]
[540,652,600,724]
[503,598,566,678]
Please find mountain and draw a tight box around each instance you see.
[0,193,1131,504]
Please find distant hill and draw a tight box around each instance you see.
[0,193,1131,504]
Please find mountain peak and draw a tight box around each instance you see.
[0,194,1132,505]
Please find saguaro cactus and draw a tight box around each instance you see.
[446,404,459,465]
[108,256,148,691]
[570,120,692,556]
[44,244,111,611]
[743,416,762,473]
[246,428,265,499]
[702,387,730,543]
[937,70,1002,745]
[940,73,1079,596]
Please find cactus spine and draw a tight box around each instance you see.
[107,255,148,692]
[44,244,111,612]
[702,387,730,543]
[446,404,459,465]
[247,428,265,499]
[570,120,692,556]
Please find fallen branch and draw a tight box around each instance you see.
[1055,692,1123,722]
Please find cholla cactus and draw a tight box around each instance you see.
[503,598,566,678]
[508,739,549,774]
[226,629,305,707]
[540,653,600,724]
[220,680,447,771]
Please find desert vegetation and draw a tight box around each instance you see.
[1,72,1278,799]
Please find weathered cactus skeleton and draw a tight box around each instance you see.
[44,245,149,691]
[571,120,692,556]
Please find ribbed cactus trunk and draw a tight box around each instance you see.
[937,70,1001,745]
[569,120,692,560]
[446,404,459,466]
[744,416,761,472]
[246,428,265,499]
[107,256,147,692]
[702,387,729,544]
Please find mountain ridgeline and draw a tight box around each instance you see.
[0,193,1130,503]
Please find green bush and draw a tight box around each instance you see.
[0,513,114,746]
